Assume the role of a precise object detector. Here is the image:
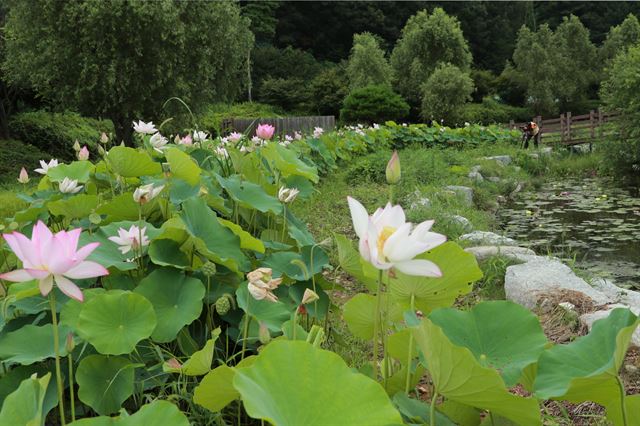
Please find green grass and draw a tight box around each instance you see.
[0,183,28,220]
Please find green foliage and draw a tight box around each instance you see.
[421,63,474,125]
[3,0,253,142]
[257,77,310,113]
[391,7,472,103]
[307,64,349,116]
[346,32,393,90]
[461,97,532,124]
[600,13,640,62]
[9,112,113,160]
[340,85,409,124]
[0,139,49,182]
[600,44,640,180]
[198,102,284,137]
[0,373,51,426]
[470,69,498,103]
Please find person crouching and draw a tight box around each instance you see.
[520,121,540,149]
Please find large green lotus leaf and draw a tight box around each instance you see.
[175,329,221,376]
[0,372,50,426]
[107,146,161,177]
[392,392,458,426]
[76,291,156,355]
[342,293,403,340]
[193,356,257,412]
[47,161,94,183]
[533,308,639,411]
[386,328,419,362]
[429,301,548,387]
[216,174,282,214]
[233,340,403,425]
[96,193,139,222]
[236,285,291,332]
[389,242,482,313]
[333,233,378,291]
[165,147,201,185]
[285,209,315,247]
[385,364,425,397]
[606,395,640,426]
[79,221,161,271]
[48,195,99,219]
[218,218,265,253]
[411,318,542,426]
[68,400,189,426]
[133,268,204,343]
[179,197,249,272]
[0,324,70,365]
[147,239,191,269]
[261,246,327,281]
[76,355,135,415]
[60,288,107,331]
[438,400,482,426]
[260,143,319,183]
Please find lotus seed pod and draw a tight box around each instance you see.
[201,261,217,277]
[215,296,231,315]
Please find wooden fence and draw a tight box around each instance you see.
[508,109,619,149]
[221,116,335,137]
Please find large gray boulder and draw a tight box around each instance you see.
[444,185,474,206]
[590,278,640,307]
[468,171,484,182]
[459,231,518,247]
[504,257,612,310]
[580,304,640,347]
[464,245,535,262]
[449,215,473,232]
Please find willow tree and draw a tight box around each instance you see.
[2,0,253,143]
[346,32,393,91]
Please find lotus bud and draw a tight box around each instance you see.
[201,261,217,277]
[301,288,319,305]
[65,333,75,353]
[258,321,271,344]
[73,140,81,152]
[385,150,401,184]
[17,167,29,184]
[78,145,89,161]
[174,134,181,144]
[100,132,109,144]
[97,145,106,156]
[165,358,182,370]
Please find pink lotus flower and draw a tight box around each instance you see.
[17,167,29,184]
[256,124,275,140]
[347,197,446,277]
[313,127,324,138]
[78,146,89,161]
[0,221,108,301]
[228,132,243,143]
[179,134,193,146]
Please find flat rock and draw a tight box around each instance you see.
[464,245,535,262]
[449,215,473,232]
[590,278,640,307]
[483,155,511,166]
[487,176,501,183]
[459,231,518,247]
[444,185,473,206]
[410,190,431,210]
[470,165,482,173]
[505,257,612,310]
[580,304,640,347]
[468,171,484,182]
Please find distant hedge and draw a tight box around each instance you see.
[9,112,114,160]
[0,139,50,182]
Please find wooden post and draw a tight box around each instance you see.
[509,119,514,129]
[566,111,572,143]
[598,107,603,140]
[560,113,565,144]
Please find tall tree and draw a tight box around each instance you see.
[346,33,393,90]
[2,0,253,143]
[600,13,640,62]
[390,7,472,104]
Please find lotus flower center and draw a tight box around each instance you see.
[377,226,396,254]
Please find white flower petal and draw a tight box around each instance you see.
[347,197,369,239]
[394,259,442,277]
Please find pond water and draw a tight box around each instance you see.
[498,177,640,290]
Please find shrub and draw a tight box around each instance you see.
[340,85,409,125]
[470,69,498,103]
[346,32,393,90]
[308,65,349,116]
[460,98,532,125]
[0,139,49,182]
[198,102,284,137]
[257,77,311,113]
[9,111,114,160]
[421,64,474,125]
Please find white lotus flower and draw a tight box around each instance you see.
[347,197,446,276]
[59,177,83,194]
[278,186,299,203]
[294,131,302,140]
[193,130,208,142]
[133,183,164,205]
[132,120,157,134]
[35,159,59,175]
[247,267,282,303]
[215,146,229,159]
[108,225,150,255]
[313,127,324,138]
[149,132,168,153]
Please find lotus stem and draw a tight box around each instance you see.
[430,391,438,426]
[49,293,66,426]
[617,376,628,426]
[68,353,75,422]
[372,269,384,378]
[404,293,416,394]
[281,204,287,242]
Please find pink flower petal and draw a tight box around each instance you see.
[25,268,50,279]
[54,275,84,302]
[0,269,35,282]
[64,261,109,279]
[40,275,54,296]
[74,242,100,262]
[3,233,27,263]
[12,232,39,268]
